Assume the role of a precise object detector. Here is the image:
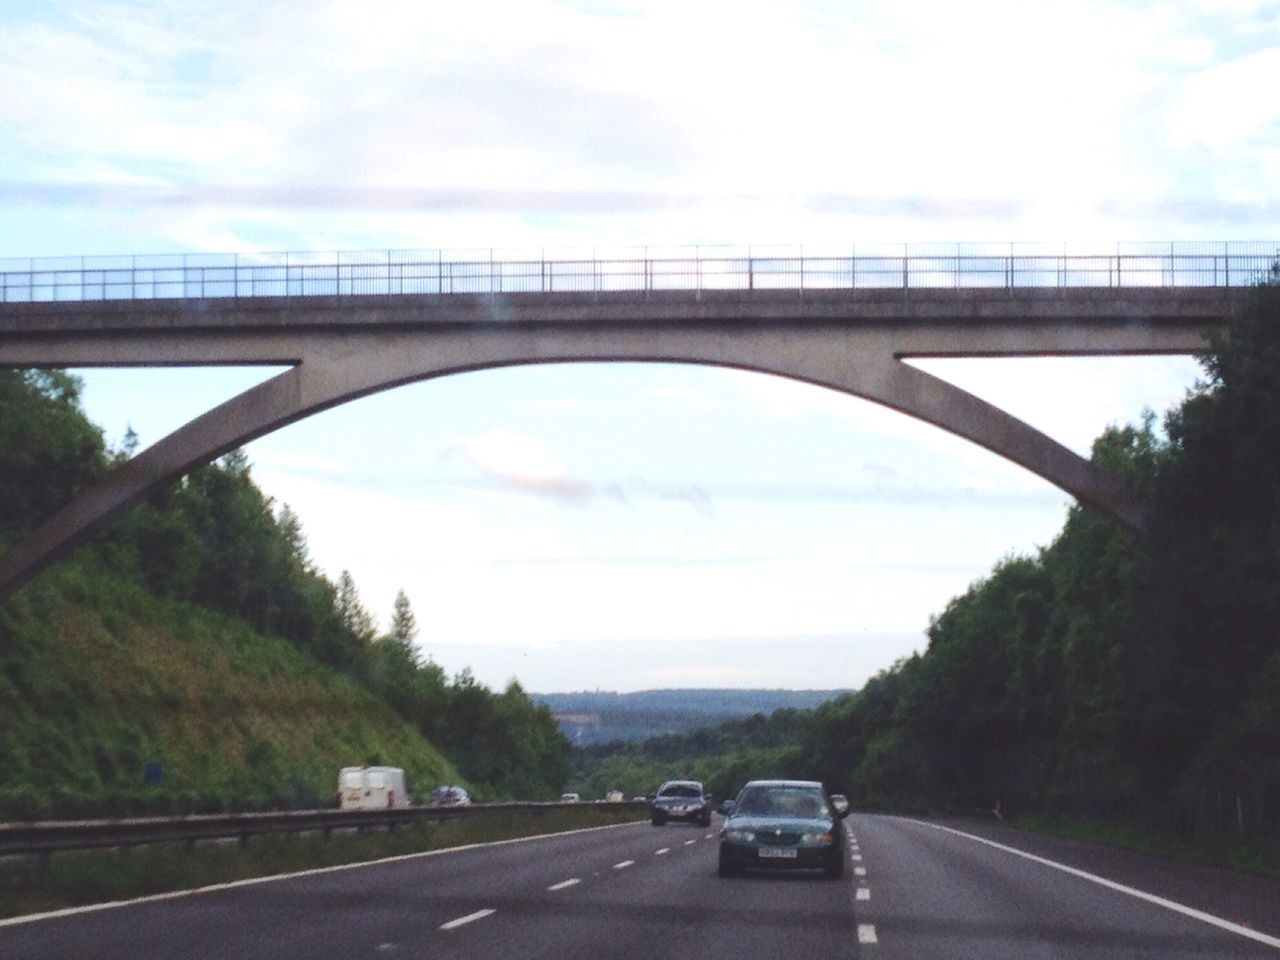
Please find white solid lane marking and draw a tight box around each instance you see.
[683,839,697,846]
[0,819,649,928]
[858,924,878,943]
[613,860,634,869]
[655,847,670,855]
[906,819,1280,951]
[854,866,867,876]
[547,879,580,891]
[856,887,871,901]
[440,909,495,931]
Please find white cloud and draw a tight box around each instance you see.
[3,0,1276,251]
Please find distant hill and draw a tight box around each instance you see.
[533,688,851,744]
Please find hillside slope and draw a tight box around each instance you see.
[0,561,461,819]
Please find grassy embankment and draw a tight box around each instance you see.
[1008,815,1280,879]
[0,559,460,819]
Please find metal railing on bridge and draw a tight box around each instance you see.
[1,241,1276,303]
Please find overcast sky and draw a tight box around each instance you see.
[2,0,1275,692]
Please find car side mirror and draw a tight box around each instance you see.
[717,800,734,816]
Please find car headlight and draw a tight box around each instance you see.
[720,828,756,842]
[800,832,834,845]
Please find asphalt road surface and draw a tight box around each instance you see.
[5,814,1279,959]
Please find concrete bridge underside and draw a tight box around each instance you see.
[0,287,1240,598]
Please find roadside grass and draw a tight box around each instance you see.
[1,561,463,821]
[1008,814,1280,879]
[0,807,644,921]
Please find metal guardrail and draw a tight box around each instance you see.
[0,801,648,858]
[0,242,1276,303]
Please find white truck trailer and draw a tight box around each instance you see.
[338,766,410,809]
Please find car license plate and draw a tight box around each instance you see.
[758,847,798,859]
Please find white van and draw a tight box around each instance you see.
[338,766,410,809]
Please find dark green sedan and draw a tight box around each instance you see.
[717,779,849,878]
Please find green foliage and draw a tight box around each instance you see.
[575,275,1280,868]
[0,560,460,818]
[784,277,1280,856]
[0,370,106,535]
[0,366,571,814]
[570,708,812,801]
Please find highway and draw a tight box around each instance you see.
[5,814,1279,959]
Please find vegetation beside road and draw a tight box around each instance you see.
[575,274,1280,872]
[0,370,570,818]
[795,274,1280,865]
[0,805,643,921]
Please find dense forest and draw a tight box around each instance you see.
[0,371,569,816]
[576,274,1280,861]
[792,273,1280,855]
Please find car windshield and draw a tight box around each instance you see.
[658,785,701,798]
[735,787,828,818]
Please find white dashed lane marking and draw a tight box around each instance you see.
[683,839,697,846]
[546,879,580,891]
[613,860,634,870]
[655,848,670,855]
[854,867,867,876]
[440,909,495,931]
[858,924,878,944]
[852,854,863,861]
[856,887,871,901]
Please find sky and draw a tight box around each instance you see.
[1,0,1276,692]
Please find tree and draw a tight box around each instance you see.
[389,589,418,646]
[0,369,107,535]
[336,570,376,644]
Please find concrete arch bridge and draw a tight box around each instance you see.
[0,242,1272,599]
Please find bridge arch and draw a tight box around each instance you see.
[0,322,1150,598]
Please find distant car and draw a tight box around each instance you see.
[559,792,581,803]
[650,779,713,827]
[717,779,848,878]
[428,785,471,807]
[604,789,625,802]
